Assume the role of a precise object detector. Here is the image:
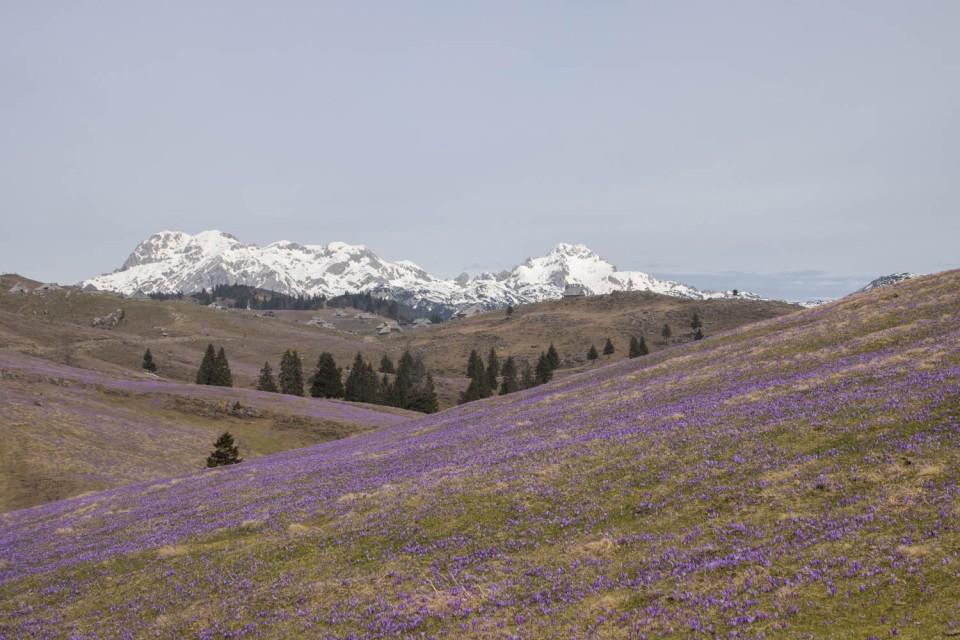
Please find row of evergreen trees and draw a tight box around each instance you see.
[459,344,561,404]
[192,284,327,310]
[255,349,439,413]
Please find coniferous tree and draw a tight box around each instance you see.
[638,335,649,356]
[310,352,343,398]
[506,305,514,318]
[459,375,485,404]
[462,349,491,399]
[206,431,243,467]
[412,373,439,414]
[603,338,615,357]
[466,349,484,379]
[485,348,500,392]
[694,328,704,341]
[499,356,519,395]
[691,312,702,330]
[535,352,554,384]
[661,323,672,339]
[587,345,599,361]
[257,361,278,392]
[379,354,396,374]
[279,349,304,396]
[344,353,379,403]
[196,344,217,385]
[628,336,642,358]
[390,350,416,408]
[546,343,560,370]
[214,347,233,387]
[520,361,537,390]
[142,348,157,372]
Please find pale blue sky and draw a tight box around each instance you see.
[2,1,957,301]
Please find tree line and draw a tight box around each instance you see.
[255,349,439,414]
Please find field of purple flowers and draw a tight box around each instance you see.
[2,271,959,638]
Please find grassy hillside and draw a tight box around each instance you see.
[1,271,957,637]
[0,351,416,514]
[0,279,801,409]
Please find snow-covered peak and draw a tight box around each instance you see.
[84,230,759,311]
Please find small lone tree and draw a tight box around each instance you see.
[694,328,704,341]
[587,345,599,361]
[257,361,278,392]
[603,338,615,357]
[628,336,641,358]
[506,304,514,318]
[661,324,672,339]
[142,348,157,372]
[206,431,243,467]
[691,312,702,330]
[638,335,649,356]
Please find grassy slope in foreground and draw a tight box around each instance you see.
[1,271,959,639]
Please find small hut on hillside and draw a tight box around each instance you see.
[563,284,588,298]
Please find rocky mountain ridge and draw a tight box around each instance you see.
[82,230,757,312]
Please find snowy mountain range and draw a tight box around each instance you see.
[82,230,757,312]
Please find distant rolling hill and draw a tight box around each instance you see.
[1,269,957,638]
[0,275,801,409]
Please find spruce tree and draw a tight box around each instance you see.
[694,328,704,341]
[466,349,484,379]
[485,347,500,392]
[628,336,641,358]
[546,343,560,370]
[691,312,702,330]
[499,356,519,395]
[310,352,343,398]
[506,305,514,318]
[344,353,378,403]
[520,361,536,389]
[279,349,304,396]
[587,345,599,361]
[257,361,278,392]
[195,344,217,385]
[662,323,672,339]
[214,347,233,387]
[206,431,243,467]
[391,350,416,408]
[603,338,615,357]
[142,348,157,372]
[379,354,396,374]
[412,373,439,414]
[535,352,554,384]
[638,335,649,356]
